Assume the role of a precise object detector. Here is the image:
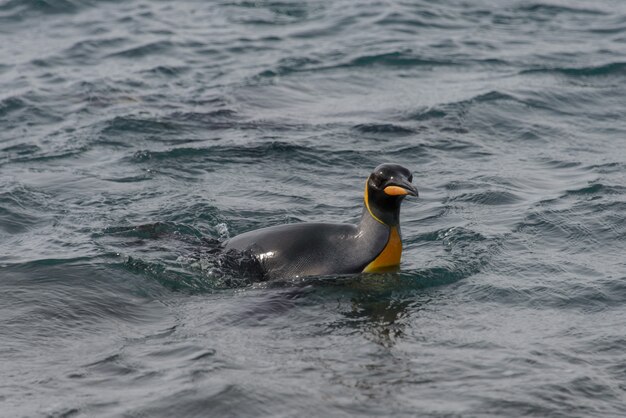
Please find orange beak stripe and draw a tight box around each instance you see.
[383,185,409,196]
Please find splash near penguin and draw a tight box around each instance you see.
[222,164,418,279]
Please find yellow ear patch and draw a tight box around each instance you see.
[383,185,409,196]
[363,227,402,273]
[365,180,385,225]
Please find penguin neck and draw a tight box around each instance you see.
[358,206,404,273]
[363,182,402,227]
[369,206,401,227]
[359,206,381,230]
[356,207,393,258]
[362,199,401,228]
[358,206,398,235]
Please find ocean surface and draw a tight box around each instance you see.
[1,0,626,416]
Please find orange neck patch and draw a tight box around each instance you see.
[363,226,402,273]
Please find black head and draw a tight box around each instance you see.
[364,163,418,226]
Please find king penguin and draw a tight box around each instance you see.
[222,163,418,279]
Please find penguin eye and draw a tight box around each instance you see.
[408,174,413,182]
[370,173,384,188]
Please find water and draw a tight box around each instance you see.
[1,0,626,416]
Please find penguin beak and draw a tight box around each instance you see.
[383,179,419,197]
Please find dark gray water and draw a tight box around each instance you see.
[2,0,626,416]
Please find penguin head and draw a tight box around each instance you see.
[365,163,418,226]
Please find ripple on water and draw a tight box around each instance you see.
[522,62,626,78]
[0,181,53,235]
[447,190,523,206]
[129,142,361,170]
[352,123,415,135]
[107,40,176,59]
[564,182,626,196]
[0,0,84,19]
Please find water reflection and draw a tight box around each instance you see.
[318,274,436,347]
[345,296,413,347]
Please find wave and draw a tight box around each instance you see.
[515,3,606,16]
[0,96,26,118]
[101,115,185,136]
[129,141,361,168]
[401,90,524,122]
[101,222,204,240]
[48,37,130,65]
[346,51,457,68]
[468,276,626,311]
[107,40,175,59]
[0,0,120,21]
[0,0,83,17]
[447,190,523,206]
[0,181,52,234]
[352,123,415,135]
[389,139,492,159]
[376,12,468,30]
[521,62,626,77]
[99,111,312,139]
[254,50,458,79]
[564,183,626,196]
